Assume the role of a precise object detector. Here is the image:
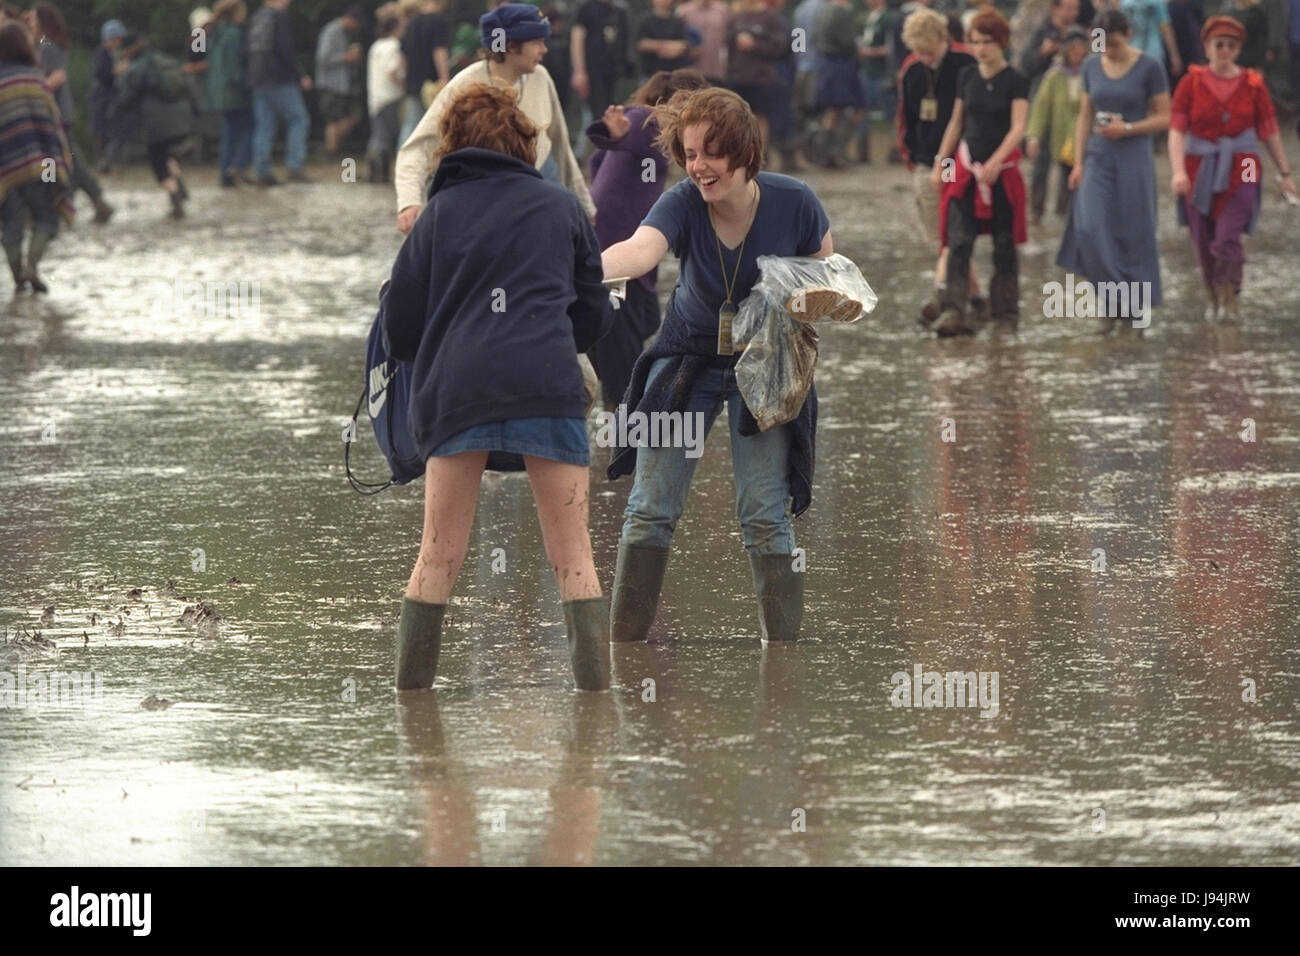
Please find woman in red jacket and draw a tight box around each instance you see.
[1168,16,1297,322]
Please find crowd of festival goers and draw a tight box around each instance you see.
[0,0,1296,318]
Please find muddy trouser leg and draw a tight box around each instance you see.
[1029,145,1051,217]
[614,359,726,642]
[2,190,25,282]
[989,180,1019,321]
[67,141,104,202]
[1055,162,1072,217]
[941,186,975,314]
[724,369,800,640]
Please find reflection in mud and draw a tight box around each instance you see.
[1,161,1298,864]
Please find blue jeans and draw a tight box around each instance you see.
[621,357,795,556]
[398,95,424,148]
[252,83,309,176]
[220,107,253,175]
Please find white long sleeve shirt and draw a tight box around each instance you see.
[393,60,595,218]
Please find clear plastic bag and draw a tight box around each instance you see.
[733,254,877,431]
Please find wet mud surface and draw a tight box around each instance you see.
[1,150,1298,864]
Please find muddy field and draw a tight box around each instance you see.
[1,139,1298,864]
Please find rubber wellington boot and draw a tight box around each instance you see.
[988,272,1020,326]
[563,596,611,691]
[4,243,25,291]
[1215,281,1240,323]
[919,285,945,327]
[610,542,669,642]
[748,553,804,642]
[932,268,973,337]
[1203,284,1219,322]
[395,597,445,690]
[23,230,52,293]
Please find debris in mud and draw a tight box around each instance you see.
[140,695,174,711]
[39,606,55,627]
[106,618,125,638]
[178,601,225,636]
[126,588,143,601]
[226,576,242,585]
[162,580,178,595]
[89,612,98,626]
[0,626,59,664]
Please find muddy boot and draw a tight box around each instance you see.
[169,187,185,219]
[824,126,848,169]
[932,269,973,337]
[989,271,1020,326]
[610,542,670,643]
[1215,281,1240,323]
[563,596,611,691]
[23,230,51,293]
[969,294,991,324]
[779,145,805,173]
[91,196,114,224]
[855,126,871,164]
[748,553,804,643]
[4,243,26,291]
[395,597,445,690]
[1203,285,1219,322]
[806,129,828,167]
[919,285,945,327]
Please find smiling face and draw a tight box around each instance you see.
[682,123,750,204]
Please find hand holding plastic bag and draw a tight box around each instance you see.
[733,254,876,431]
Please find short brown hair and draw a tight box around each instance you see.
[0,21,36,65]
[435,82,539,166]
[968,6,1011,48]
[630,68,709,107]
[653,86,762,180]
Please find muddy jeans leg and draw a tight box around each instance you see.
[989,179,1019,319]
[621,359,727,550]
[723,368,795,557]
[941,185,975,313]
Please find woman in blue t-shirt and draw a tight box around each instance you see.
[601,86,833,646]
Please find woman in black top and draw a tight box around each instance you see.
[928,6,1029,336]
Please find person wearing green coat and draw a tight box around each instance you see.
[207,0,253,187]
[1025,27,1088,222]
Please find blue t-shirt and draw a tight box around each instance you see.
[643,172,830,337]
[1119,0,1170,62]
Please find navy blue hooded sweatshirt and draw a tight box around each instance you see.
[382,147,612,461]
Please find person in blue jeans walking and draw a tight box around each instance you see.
[601,87,834,645]
[247,0,312,185]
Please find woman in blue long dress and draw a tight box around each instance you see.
[1057,9,1171,332]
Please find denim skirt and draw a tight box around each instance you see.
[430,416,590,468]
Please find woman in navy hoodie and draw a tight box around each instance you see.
[382,83,612,692]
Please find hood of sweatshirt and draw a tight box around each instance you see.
[428,147,542,200]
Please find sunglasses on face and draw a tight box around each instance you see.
[1210,38,1240,50]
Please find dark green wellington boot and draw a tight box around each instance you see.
[395,597,445,690]
[563,596,611,691]
[748,553,804,643]
[610,543,670,643]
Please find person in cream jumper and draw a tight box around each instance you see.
[394,3,595,233]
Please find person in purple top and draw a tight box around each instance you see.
[585,68,708,407]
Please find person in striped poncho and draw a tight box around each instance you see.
[0,19,72,293]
